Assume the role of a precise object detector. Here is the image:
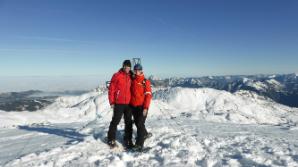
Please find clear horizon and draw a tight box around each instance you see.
[0,72,297,78]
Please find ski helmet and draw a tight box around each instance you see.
[134,64,143,71]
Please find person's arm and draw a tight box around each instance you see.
[143,80,152,111]
[108,74,117,107]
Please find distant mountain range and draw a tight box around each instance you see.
[0,90,56,112]
[1,73,297,112]
[0,90,87,112]
[149,73,298,108]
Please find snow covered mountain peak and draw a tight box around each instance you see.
[150,73,298,107]
[152,87,297,126]
[1,87,297,128]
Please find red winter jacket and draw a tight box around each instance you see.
[108,69,132,105]
[130,74,152,109]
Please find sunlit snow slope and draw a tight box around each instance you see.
[1,87,298,167]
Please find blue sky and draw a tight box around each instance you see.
[0,0,297,77]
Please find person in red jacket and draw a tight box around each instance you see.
[107,60,134,149]
[130,63,152,151]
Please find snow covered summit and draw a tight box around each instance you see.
[1,87,298,167]
[152,87,298,126]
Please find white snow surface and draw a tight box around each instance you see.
[1,87,298,167]
[244,80,268,91]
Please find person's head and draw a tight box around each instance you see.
[133,64,143,76]
[122,60,131,74]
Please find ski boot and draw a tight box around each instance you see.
[124,140,135,150]
[107,140,118,149]
[144,132,153,139]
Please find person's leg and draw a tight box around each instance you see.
[131,106,140,141]
[144,113,153,139]
[135,106,146,148]
[131,106,138,140]
[131,106,138,127]
[144,113,148,136]
[123,105,133,145]
[107,104,124,142]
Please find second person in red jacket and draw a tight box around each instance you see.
[130,63,152,151]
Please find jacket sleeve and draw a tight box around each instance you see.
[143,80,152,110]
[108,73,117,105]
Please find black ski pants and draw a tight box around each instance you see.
[131,105,148,147]
[107,104,133,142]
